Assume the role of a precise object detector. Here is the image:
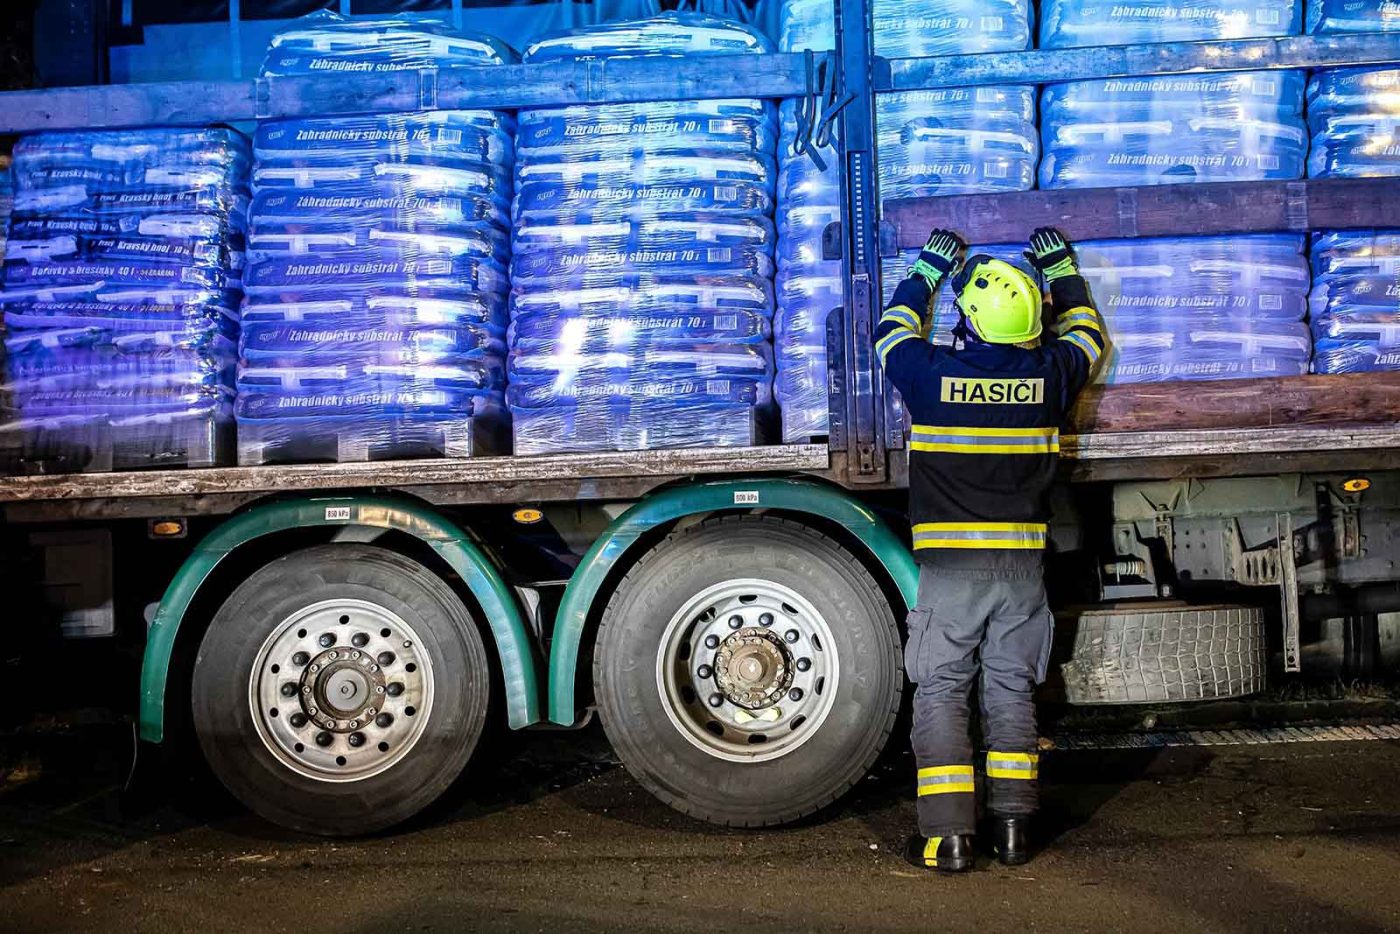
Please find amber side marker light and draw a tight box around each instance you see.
[513,507,544,524]
[149,519,188,538]
[1343,478,1371,493]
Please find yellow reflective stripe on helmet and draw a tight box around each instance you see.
[911,521,1047,551]
[986,751,1040,780]
[1056,308,1102,334]
[917,764,975,796]
[923,837,942,867]
[909,424,1059,455]
[1061,329,1102,365]
[876,329,918,366]
[881,305,923,332]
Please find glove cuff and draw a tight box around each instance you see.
[1041,255,1078,282]
[908,258,945,287]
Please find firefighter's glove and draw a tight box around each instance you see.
[1025,226,1078,282]
[908,228,967,289]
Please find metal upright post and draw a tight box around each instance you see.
[831,0,888,481]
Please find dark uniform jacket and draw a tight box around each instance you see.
[875,271,1106,574]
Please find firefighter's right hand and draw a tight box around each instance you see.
[908,228,966,288]
[1025,227,1078,281]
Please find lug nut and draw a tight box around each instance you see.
[318,633,336,648]
[728,615,743,629]
[788,687,804,701]
[796,657,812,672]
[289,712,308,728]
[375,713,394,729]
[348,720,359,729]
[314,731,333,747]
[697,664,713,679]
[377,651,396,667]
[758,612,774,626]
[704,635,720,649]
[292,651,310,666]
[347,732,366,748]
[386,682,405,697]
[375,686,386,695]
[328,651,338,660]
[307,706,318,716]
[784,629,799,644]
[351,632,369,648]
[309,664,320,674]
[301,685,312,695]
[708,693,724,708]
[280,683,298,698]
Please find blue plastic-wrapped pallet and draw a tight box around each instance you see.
[1307,1,1400,373]
[1039,0,1310,384]
[0,127,248,474]
[777,0,1036,440]
[509,13,777,454]
[240,12,513,465]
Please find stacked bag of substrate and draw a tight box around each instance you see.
[1037,0,1311,383]
[509,13,777,454]
[240,12,512,465]
[1306,1,1400,373]
[0,128,247,473]
[777,0,1037,438]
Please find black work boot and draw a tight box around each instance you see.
[904,834,975,873]
[990,814,1032,866]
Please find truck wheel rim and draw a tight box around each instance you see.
[655,578,840,764]
[248,598,434,783]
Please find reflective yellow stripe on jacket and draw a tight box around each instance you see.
[912,521,1048,550]
[910,424,1060,455]
[876,305,922,366]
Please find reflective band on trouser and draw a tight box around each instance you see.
[1061,329,1102,365]
[876,328,917,366]
[909,424,1059,455]
[917,764,975,796]
[986,751,1039,780]
[912,522,1048,550]
[881,305,922,332]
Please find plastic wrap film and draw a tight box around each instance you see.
[1307,0,1400,32]
[1310,230,1400,372]
[776,0,1035,439]
[260,9,514,75]
[1307,67,1400,179]
[510,13,776,454]
[0,127,247,473]
[241,14,513,465]
[1040,0,1304,189]
[1079,234,1312,382]
[0,153,11,265]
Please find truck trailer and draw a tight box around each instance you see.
[2,2,1400,835]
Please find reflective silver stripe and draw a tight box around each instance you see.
[909,428,1059,449]
[986,757,1037,772]
[912,528,1047,544]
[917,772,972,788]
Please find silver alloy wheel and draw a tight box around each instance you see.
[655,578,840,764]
[248,598,434,783]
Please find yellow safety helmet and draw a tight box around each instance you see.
[952,256,1043,345]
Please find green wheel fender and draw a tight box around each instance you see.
[139,496,540,742]
[546,478,917,725]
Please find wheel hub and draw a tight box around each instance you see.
[714,629,793,709]
[656,579,840,763]
[304,650,386,731]
[248,598,432,783]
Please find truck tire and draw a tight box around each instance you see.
[192,543,490,834]
[1060,603,1266,705]
[594,515,902,827]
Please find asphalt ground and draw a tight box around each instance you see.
[1,720,1399,933]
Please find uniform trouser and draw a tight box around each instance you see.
[905,563,1054,838]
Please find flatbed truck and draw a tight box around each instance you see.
[3,6,1400,834]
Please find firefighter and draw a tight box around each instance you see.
[874,227,1106,872]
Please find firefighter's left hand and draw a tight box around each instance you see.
[909,228,966,288]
